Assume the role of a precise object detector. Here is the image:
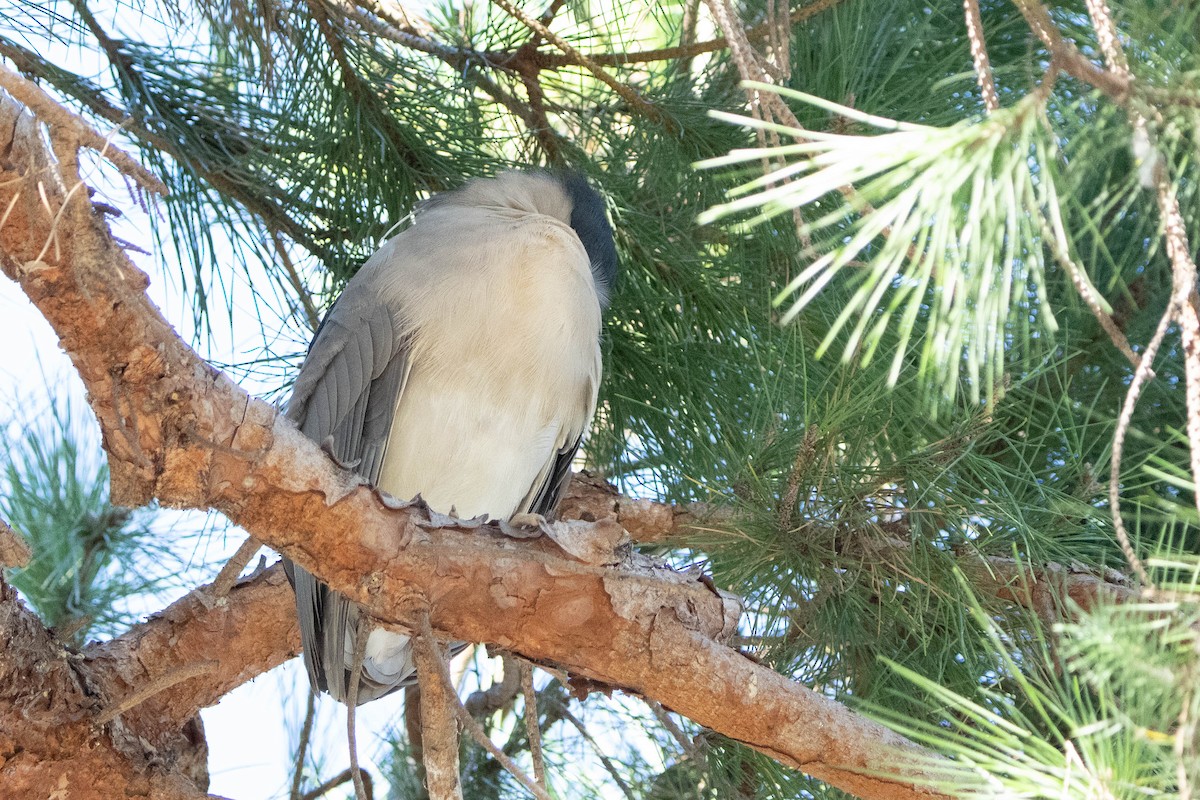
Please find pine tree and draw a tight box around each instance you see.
[0,0,1196,797]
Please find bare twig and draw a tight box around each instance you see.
[520,662,546,790]
[412,602,464,800]
[704,0,801,130]
[678,0,702,73]
[464,654,521,718]
[1108,288,1167,589]
[210,535,263,598]
[1039,217,1139,367]
[347,619,371,800]
[299,767,374,800]
[963,0,1000,112]
[0,64,166,196]
[96,660,218,725]
[290,689,318,800]
[416,611,552,800]
[555,698,636,800]
[1157,184,1200,524]
[647,700,707,767]
[488,0,674,130]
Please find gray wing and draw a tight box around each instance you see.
[525,435,584,518]
[282,292,412,703]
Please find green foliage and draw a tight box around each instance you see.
[874,575,1199,798]
[0,394,174,643]
[702,88,1062,408]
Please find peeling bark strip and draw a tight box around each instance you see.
[0,94,950,800]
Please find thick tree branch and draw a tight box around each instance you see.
[0,576,213,799]
[0,93,947,800]
[85,565,301,724]
[0,519,31,568]
[563,472,1138,613]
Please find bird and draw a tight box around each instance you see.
[282,170,618,705]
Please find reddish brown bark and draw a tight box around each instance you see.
[0,94,951,800]
[0,562,296,800]
[0,577,209,800]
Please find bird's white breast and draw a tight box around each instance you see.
[371,205,602,520]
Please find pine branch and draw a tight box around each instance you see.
[0,91,949,800]
[340,0,850,71]
[0,63,165,195]
[0,38,323,256]
[562,471,1139,614]
[962,0,999,112]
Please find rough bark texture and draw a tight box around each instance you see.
[0,577,209,800]
[0,92,951,800]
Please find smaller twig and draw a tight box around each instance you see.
[1109,307,1168,589]
[415,611,552,800]
[464,654,521,718]
[96,660,217,725]
[347,617,371,800]
[1012,0,1129,101]
[777,427,819,532]
[34,168,89,265]
[519,662,546,790]
[1155,180,1200,529]
[488,0,674,131]
[0,63,166,195]
[1082,0,1130,79]
[290,689,318,800]
[646,700,707,767]
[679,0,701,72]
[412,603,464,800]
[0,519,31,568]
[555,698,636,800]
[300,767,374,800]
[517,66,563,164]
[211,536,262,598]
[1039,218,1139,368]
[527,0,569,50]
[963,0,1000,112]
[705,0,800,130]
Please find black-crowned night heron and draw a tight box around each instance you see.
[283,170,618,704]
